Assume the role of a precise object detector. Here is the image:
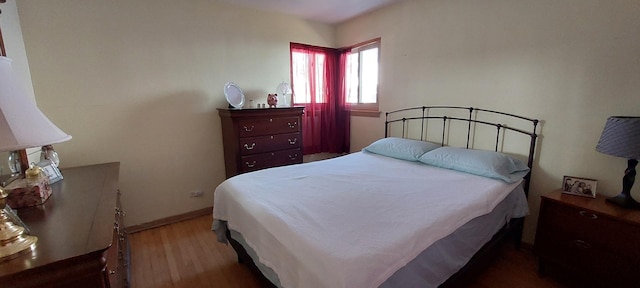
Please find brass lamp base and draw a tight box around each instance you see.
[0,217,37,260]
[0,187,37,261]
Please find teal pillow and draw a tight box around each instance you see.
[363,137,441,161]
[418,147,530,183]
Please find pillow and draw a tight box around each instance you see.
[418,147,530,183]
[362,137,441,161]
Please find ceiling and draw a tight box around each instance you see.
[219,0,405,24]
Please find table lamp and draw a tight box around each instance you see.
[276,82,293,107]
[0,56,72,259]
[595,116,640,209]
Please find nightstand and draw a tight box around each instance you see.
[534,189,640,287]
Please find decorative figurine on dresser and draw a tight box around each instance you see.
[218,107,304,178]
[267,93,278,108]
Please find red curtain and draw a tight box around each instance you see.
[290,43,350,154]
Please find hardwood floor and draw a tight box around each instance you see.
[130,215,567,288]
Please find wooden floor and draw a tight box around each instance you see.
[130,215,567,288]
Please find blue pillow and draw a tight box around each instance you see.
[363,137,441,161]
[418,147,530,183]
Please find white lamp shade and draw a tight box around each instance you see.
[0,56,71,152]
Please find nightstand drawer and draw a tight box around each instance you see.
[535,190,640,288]
[240,149,302,172]
[239,132,301,155]
[541,200,640,257]
[238,117,300,137]
[540,201,608,247]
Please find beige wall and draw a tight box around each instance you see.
[9,0,640,244]
[15,0,335,226]
[337,0,640,243]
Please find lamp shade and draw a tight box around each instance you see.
[0,56,71,152]
[596,116,640,160]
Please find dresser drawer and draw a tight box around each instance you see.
[240,148,302,172]
[219,107,305,178]
[238,116,300,137]
[239,132,301,155]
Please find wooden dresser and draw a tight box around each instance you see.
[0,162,129,288]
[534,189,640,287]
[218,107,304,178]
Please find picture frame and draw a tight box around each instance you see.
[562,175,597,198]
[36,159,63,184]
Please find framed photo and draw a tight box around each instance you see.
[562,176,597,198]
[36,159,63,184]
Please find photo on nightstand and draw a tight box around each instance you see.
[562,175,597,198]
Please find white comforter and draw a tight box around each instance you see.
[213,152,522,288]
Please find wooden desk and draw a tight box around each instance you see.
[0,162,129,288]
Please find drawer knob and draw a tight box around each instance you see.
[245,161,257,168]
[244,143,256,150]
[288,121,297,128]
[289,154,298,160]
[574,239,591,249]
[243,125,255,132]
[109,270,116,275]
[579,211,598,220]
[288,138,297,145]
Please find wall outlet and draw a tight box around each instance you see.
[189,189,204,197]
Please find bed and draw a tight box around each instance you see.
[213,106,540,287]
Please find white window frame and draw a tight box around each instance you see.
[346,39,380,114]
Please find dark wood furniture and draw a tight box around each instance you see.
[218,107,304,178]
[535,189,640,287]
[0,162,130,288]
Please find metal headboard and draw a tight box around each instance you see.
[385,106,539,196]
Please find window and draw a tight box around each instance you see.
[345,40,380,112]
[291,51,326,104]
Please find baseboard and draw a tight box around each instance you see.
[126,207,212,234]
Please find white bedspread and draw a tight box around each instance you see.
[213,152,523,288]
